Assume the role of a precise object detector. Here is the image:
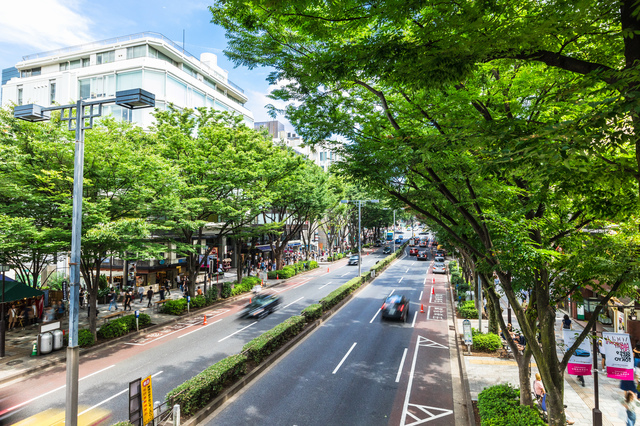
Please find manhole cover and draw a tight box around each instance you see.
[7,360,23,366]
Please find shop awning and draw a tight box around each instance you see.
[255,244,272,252]
[0,275,44,303]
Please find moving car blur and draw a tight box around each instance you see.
[239,293,281,319]
[381,295,410,322]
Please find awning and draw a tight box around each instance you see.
[0,275,44,303]
[287,241,301,247]
[255,244,272,252]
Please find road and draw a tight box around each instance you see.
[0,250,384,425]
[204,242,455,426]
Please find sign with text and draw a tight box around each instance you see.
[141,375,154,425]
[463,319,473,346]
[603,332,633,380]
[563,330,592,375]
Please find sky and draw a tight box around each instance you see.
[0,0,293,131]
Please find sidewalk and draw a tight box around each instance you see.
[460,309,625,425]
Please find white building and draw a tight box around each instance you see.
[1,32,253,128]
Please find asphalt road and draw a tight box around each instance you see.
[204,243,455,426]
[0,250,386,425]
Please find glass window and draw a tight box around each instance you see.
[116,71,142,91]
[82,58,90,67]
[59,62,69,71]
[17,86,23,105]
[96,50,115,65]
[20,67,41,78]
[142,70,165,98]
[49,80,56,104]
[127,45,147,59]
[204,77,216,90]
[166,75,187,105]
[70,59,81,70]
[183,64,197,79]
[214,100,228,111]
[205,96,214,108]
[79,75,116,99]
[149,47,178,67]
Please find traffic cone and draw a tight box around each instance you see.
[276,274,279,280]
[249,297,252,304]
[420,304,424,313]
[327,267,330,273]
[261,279,264,287]
[203,314,207,325]
[31,342,37,356]
[431,286,435,295]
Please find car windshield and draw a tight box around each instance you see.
[434,263,445,267]
[350,256,359,260]
[385,295,402,304]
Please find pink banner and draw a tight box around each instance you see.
[568,363,592,376]
[607,366,634,380]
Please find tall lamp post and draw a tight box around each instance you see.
[14,89,155,426]
[0,263,10,358]
[341,199,379,276]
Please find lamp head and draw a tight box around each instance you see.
[115,89,155,109]
[14,104,50,122]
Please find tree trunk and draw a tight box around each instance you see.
[517,346,533,406]
[235,239,243,285]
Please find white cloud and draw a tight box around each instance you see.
[0,0,95,54]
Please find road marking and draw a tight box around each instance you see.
[429,287,434,303]
[340,272,350,277]
[0,364,117,417]
[178,319,222,339]
[411,311,417,328]
[332,342,357,374]
[423,277,427,286]
[218,321,258,342]
[318,281,332,289]
[370,308,382,323]
[389,289,395,296]
[418,291,423,301]
[398,277,404,283]
[282,296,304,310]
[406,268,410,273]
[396,348,408,382]
[78,371,163,417]
[427,306,431,319]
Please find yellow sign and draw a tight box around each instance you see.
[141,375,154,425]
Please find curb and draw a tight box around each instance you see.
[183,247,405,425]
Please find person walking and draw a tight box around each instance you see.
[138,286,144,303]
[79,288,85,309]
[108,288,118,311]
[562,314,571,330]
[623,390,639,426]
[159,285,165,301]
[146,286,154,308]
[533,373,545,402]
[123,291,132,311]
[598,339,606,371]
[164,279,171,296]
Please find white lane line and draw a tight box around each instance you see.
[341,272,350,277]
[178,319,222,339]
[411,311,417,328]
[318,281,332,289]
[0,364,117,417]
[332,342,357,374]
[396,348,408,382]
[219,321,258,342]
[406,268,410,273]
[423,277,427,286]
[124,325,192,346]
[370,308,382,323]
[419,291,423,301]
[398,277,404,283]
[282,296,304,310]
[427,306,432,320]
[78,371,163,416]
[388,289,395,297]
[430,287,434,303]
[400,340,420,426]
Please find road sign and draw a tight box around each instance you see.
[463,319,473,352]
[141,375,154,425]
[129,378,142,425]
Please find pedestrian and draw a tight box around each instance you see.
[138,286,144,303]
[533,373,545,401]
[197,286,203,296]
[623,390,639,426]
[108,287,118,311]
[165,279,171,295]
[79,288,85,308]
[56,300,65,319]
[159,285,165,301]
[8,304,17,329]
[146,286,154,308]
[562,314,571,330]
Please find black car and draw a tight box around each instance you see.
[434,256,445,263]
[381,294,410,322]
[239,293,281,319]
[417,251,428,261]
[383,246,392,254]
[374,241,382,247]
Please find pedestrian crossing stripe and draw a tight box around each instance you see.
[417,335,447,349]
[403,404,453,425]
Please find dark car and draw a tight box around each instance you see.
[239,293,281,319]
[409,248,419,256]
[417,251,428,261]
[419,241,428,247]
[374,241,382,247]
[434,256,445,263]
[395,238,402,244]
[348,255,360,265]
[383,246,392,254]
[436,250,446,257]
[381,295,410,322]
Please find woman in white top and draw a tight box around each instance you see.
[8,304,17,329]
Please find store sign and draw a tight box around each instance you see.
[141,375,154,424]
[563,330,592,375]
[463,320,473,346]
[603,332,633,380]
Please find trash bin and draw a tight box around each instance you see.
[52,329,63,351]
[40,332,53,354]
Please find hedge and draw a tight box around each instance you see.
[319,276,365,311]
[231,276,262,296]
[221,282,232,298]
[301,304,323,322]
[472,329,502,352]
[97,313,151,339]
[309,260,318,269]
[242,315,306,363]
[477,384,546,425]
[268,265,297,279]
[166,354,247,417]
[459,300,479,318]
[78,329,95,347]
[162,298,188,315]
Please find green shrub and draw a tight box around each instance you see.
[231,276,262,296]
[166,354,247,417]
[78,329,94,347]
[190,295,207,308]
[301,304,323,322]
[319,276,365,310]
[472,331,502,352]
[121,313,151,330]
[206,289,218,304]
[242,315,306,363]
[309,260,318,269]
[97,319,129,339]
[477,384,545,425]
[459,300,478,318]
[162,298,187,315]
[221,282,232,298]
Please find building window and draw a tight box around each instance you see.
[49,80,56,104]
[82,58,90,67]
[70,59,82,69]
[149,46,179,67]
[127,45,147,59]
[20,67,41,78]
[79,75,116,100]
[17,86,23,105]
[96,50,115,65]
[60,62,69,71]
[182,64,197,79]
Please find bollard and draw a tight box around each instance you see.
[173,404,181,426]
[154,401,161,426]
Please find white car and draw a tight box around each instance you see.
[348,255,359,265]
[433,262,446,274]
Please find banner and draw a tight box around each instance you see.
[141,375,154,425]
[603,332,633,380]
[563,330,592,375]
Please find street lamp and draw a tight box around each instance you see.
[0,263,10,358]
[341,199,379,276]
[14,88,155,426]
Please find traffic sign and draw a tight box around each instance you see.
[141,375,154,425]
[463,319,473,352]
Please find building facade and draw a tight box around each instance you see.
[1,32,254,128]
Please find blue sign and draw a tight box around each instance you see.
[187,296,191,303]
[135,310,139,318]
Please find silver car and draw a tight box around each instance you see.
[348,255,359,265]
[433,262,446,274]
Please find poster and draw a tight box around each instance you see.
[563,330,592,375]
[603,332,633,380]
[141,375,154,425]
